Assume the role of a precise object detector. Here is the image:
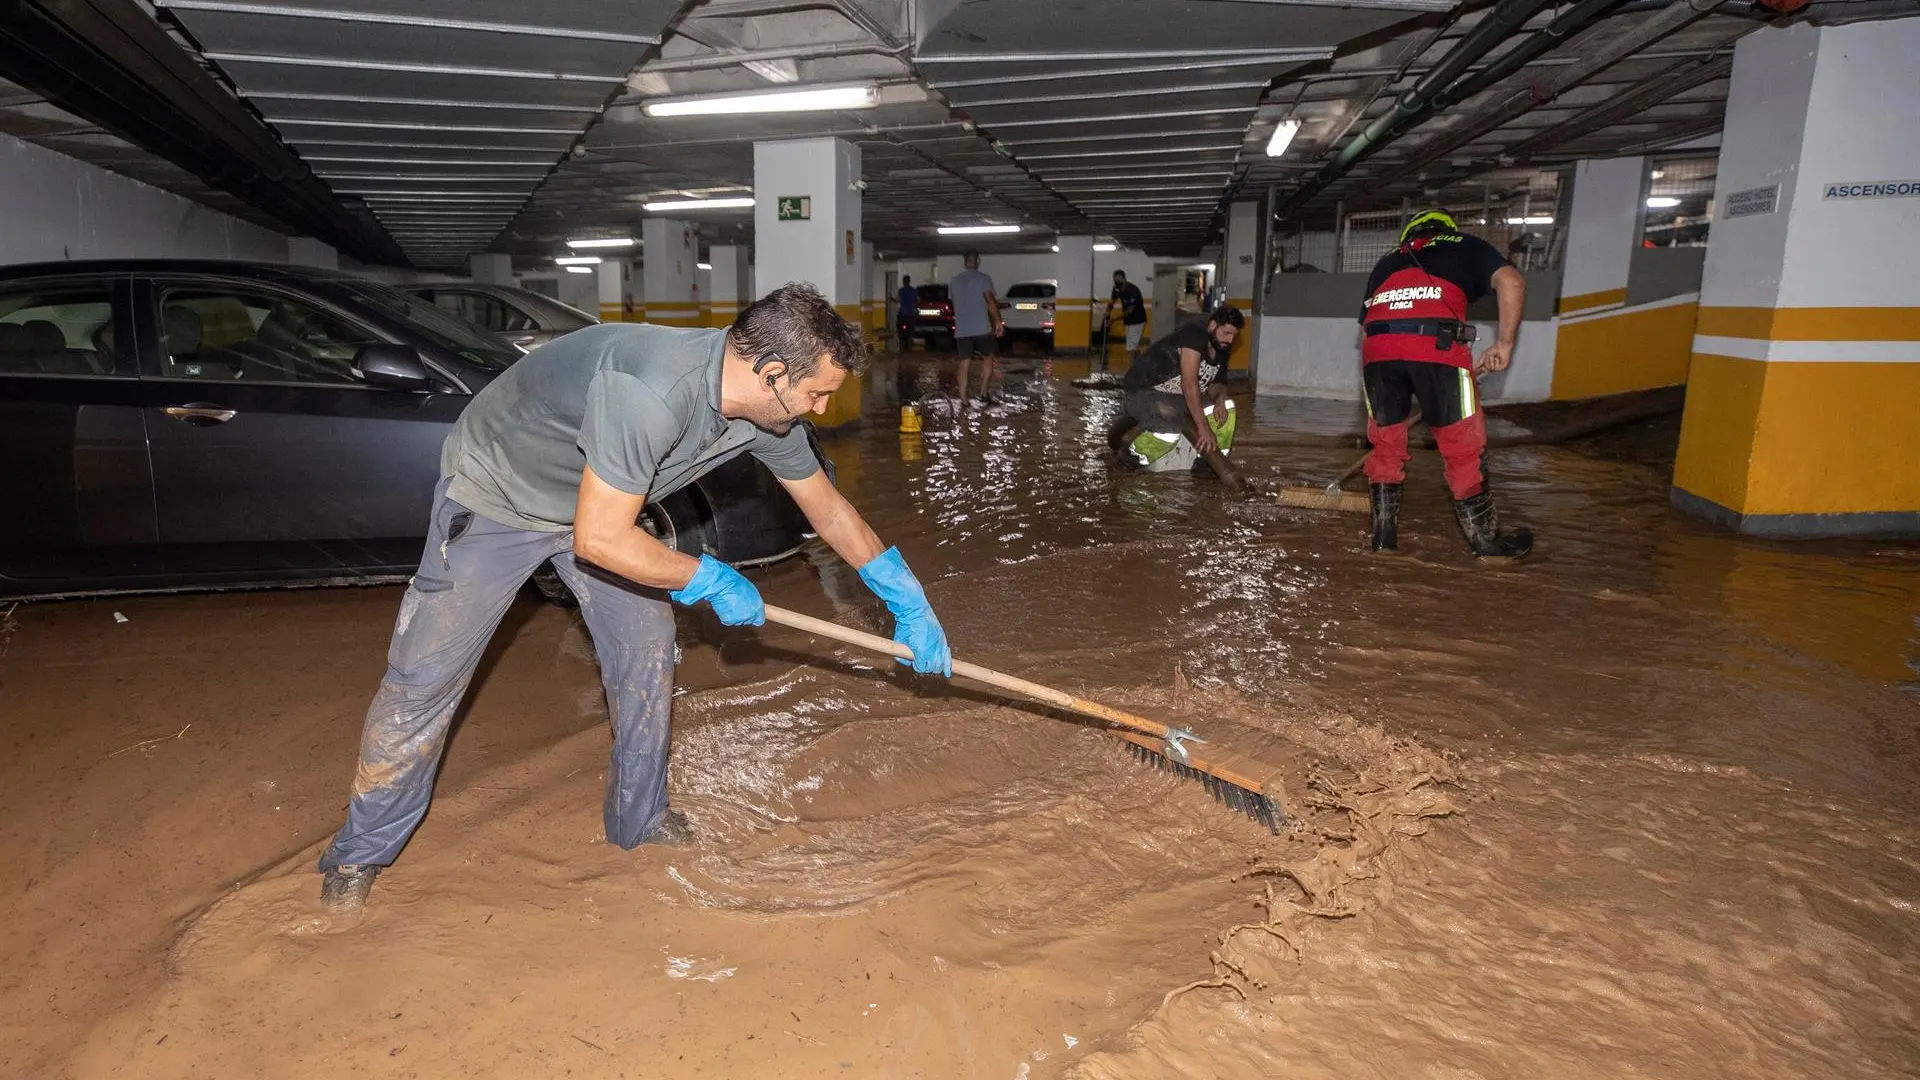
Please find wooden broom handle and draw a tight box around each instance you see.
[762,604,1173,741]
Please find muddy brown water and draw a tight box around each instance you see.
[2,363,1916,1078]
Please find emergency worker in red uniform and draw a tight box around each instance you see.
[1360,209,1533,560]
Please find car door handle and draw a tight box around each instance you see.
[510,334,537,347]
[164,404,237,425]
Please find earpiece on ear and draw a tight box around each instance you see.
[765,373,778,388]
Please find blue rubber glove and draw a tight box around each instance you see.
[857,547,952,677]
[670,554,765,626]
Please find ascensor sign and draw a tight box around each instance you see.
[1822,180,1920,201]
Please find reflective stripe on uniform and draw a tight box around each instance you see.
[1459,366,1476,420]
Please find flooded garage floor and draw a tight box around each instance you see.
[3,364,1916,1079]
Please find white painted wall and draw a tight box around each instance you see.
[1560,156,1645,300]
[1255,314,1557,403]
[1779,18,1920,309]
[1700,22,1817,311]
[1,134,288,265]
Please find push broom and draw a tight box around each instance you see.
[763,605,1288,831]
[1274,406,1421,513]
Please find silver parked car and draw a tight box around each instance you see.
[407,282,597,350]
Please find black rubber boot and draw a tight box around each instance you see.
[1453,491,1533,562]
[1369,483,1401,553]
[1106,415,1142,468]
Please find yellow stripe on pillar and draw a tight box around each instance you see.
[1227,297,1254,371]
[1053,299,1090,351]
[643,306,704,327]
[598,304,624,323]
[709,302,740,328]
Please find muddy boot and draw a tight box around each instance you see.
[1106,415,1142,469]
[320,863,380,917]
[643,808,694,847]
[1453,492,1533,562]
[1369,483,1401,553]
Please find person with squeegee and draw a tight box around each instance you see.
[1104,304,1249,492]
[1359,208,1533,560]
[315,284,953,918]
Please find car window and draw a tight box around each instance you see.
[916,285,949,303]
[0,283,118,376]
[1005,283,1055,299]
[157,286,381,385]
[332,281,522,371]
[428,290,535,334]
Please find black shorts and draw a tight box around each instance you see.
[955,333,997,358]
[1362,359,1478,428]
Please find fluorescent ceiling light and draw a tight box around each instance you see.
[1265,118,1301,158]
[568,237,635,249]
[697,262,713,270]
[1646,196,1681,208]
[555,255,602,266]
[1093,243,1118,252]
[1051,244,1060,252]
[1506,215,1555,225]
[565,266,594,274]
[937,224,1020,235]
[643,196,755,212]
[643,83,877,118]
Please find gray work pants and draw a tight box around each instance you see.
[319,477,676,869]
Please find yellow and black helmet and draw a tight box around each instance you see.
[1400,208,1459,245]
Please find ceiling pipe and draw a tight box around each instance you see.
[1372,0,1716,192]
[1275,0,1561,217]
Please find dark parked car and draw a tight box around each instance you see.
[0,260,826,601]
[907,282,953,348]
[405,282,597,350]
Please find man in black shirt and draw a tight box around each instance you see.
[1106,270,1149,359]
[1105,306,1247,491]
[1359,208,1531,560]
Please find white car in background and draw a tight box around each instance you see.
[997,279,1056,349]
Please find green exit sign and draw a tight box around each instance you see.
[776,196,811,221]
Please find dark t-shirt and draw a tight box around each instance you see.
[1124,318,1228,394]
[1110,281,1146,325]
[1357,232,1509,367]
[897,284,917,321]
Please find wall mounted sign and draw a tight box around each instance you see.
[1822,180,1920,201]
[1724,185,1778,218]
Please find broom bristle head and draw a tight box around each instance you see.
[1276,485,1369,513]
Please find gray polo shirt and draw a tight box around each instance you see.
[440,322,821,531]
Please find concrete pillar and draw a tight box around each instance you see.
[1546,156,1699,399]
[754,137,864,426]
[469,252,513,285]
[862,241,886,341]
[1672,19,1920,538]
[287,237,338,270]
[641,217,701,327]
[1221,201,1261,373]
[708,245,745,327]
[1053,235,1093,352]
[596,260,624,323]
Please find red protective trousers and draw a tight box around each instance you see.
[1361,358,1488,499]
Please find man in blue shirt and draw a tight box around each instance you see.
[895,275,917,353]
[948,249,1003,401]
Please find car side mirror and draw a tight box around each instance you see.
[356,343,430,391]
